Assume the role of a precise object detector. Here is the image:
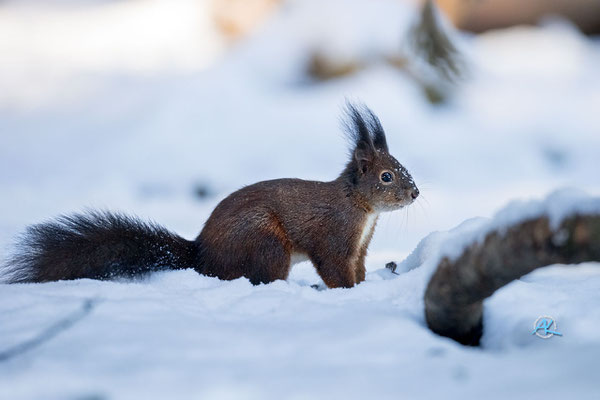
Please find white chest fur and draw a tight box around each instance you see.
[358,212,379,249]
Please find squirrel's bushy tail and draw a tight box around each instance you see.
[3,211,199,283]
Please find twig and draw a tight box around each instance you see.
[0,298,98,362]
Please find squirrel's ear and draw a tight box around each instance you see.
[373,131,389,153]
[371,123,388,153]
[354,140,374,174]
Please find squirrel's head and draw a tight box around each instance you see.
[341,102,419,212]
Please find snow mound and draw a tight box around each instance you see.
[398,188,600,277]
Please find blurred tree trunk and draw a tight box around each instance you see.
[437,0,600,34]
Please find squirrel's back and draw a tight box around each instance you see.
[4,211,199,283]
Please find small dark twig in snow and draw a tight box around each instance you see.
[386,261,399,275]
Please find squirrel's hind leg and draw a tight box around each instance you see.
[243,227,292,285]
[200,212,293,285]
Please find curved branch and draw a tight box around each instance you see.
[424,214,600,345]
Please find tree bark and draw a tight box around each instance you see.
[424,214,600,346]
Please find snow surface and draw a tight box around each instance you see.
[1,0,600,399]
[407,188,600,267]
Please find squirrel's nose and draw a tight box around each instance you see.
[410,188,419,200]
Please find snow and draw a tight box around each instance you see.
[1,0,600,399]
[405,188,600,266]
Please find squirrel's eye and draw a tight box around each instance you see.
[380,171,393,183]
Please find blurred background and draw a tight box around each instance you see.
[1,0,599,266]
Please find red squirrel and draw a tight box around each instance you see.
[4,103,418,288]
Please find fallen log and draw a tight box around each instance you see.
[424,213,600,346]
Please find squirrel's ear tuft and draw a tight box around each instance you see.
[366,108,388,152]
[342,101,388,155]
[343,101,372,149]
[343,101,375,173]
